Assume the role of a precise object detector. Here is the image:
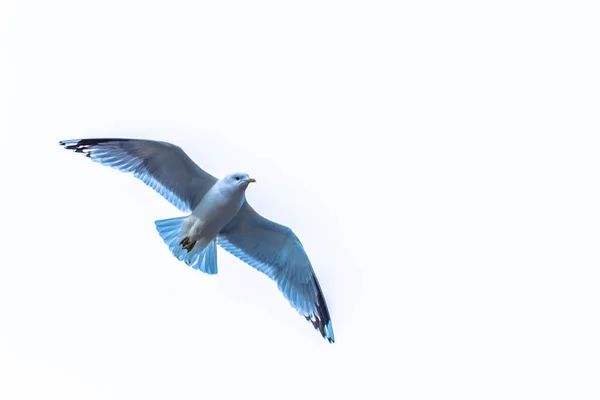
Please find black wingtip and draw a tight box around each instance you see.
[307,275,335,343]
[59,138,131,158]
[60,138,130,146]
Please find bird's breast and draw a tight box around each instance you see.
[191,189,245,236]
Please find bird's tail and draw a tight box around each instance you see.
[155,216,218,274]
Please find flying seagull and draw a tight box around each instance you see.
[59,138,334,343]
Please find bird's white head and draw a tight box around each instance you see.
[223,172,256,192]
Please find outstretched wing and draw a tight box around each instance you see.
[59,138,217,213]
[218,203,335,343]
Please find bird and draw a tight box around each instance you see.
[59,138,334,343]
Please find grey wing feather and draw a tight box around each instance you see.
[59,138,217,212]
[218,203,335,343]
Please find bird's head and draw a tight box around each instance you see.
[225,172,256,191]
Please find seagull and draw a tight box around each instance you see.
[59,138,334,343]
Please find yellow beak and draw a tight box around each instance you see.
[246,178,256,183]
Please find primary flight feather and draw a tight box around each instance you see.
[59,138,334,343]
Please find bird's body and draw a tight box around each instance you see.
[59,138,335,343]
[190,173,249,236]
[178,173,252,255]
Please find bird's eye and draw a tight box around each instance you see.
[235,176,240,180]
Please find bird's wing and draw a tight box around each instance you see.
[59,138,217,213]
[218,202,335,343]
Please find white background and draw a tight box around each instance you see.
[1,1,599,399]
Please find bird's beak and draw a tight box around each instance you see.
[246,178,256,183]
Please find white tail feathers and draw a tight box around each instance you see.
[155,216,218,274]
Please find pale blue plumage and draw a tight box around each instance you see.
[60,139,216,213]
[220,205,324,307]
[197,240,218,275]
[219,205,334,342]
[155,216,218,274]
[60,138,335,343]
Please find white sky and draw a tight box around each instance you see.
[1,0,600,399]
